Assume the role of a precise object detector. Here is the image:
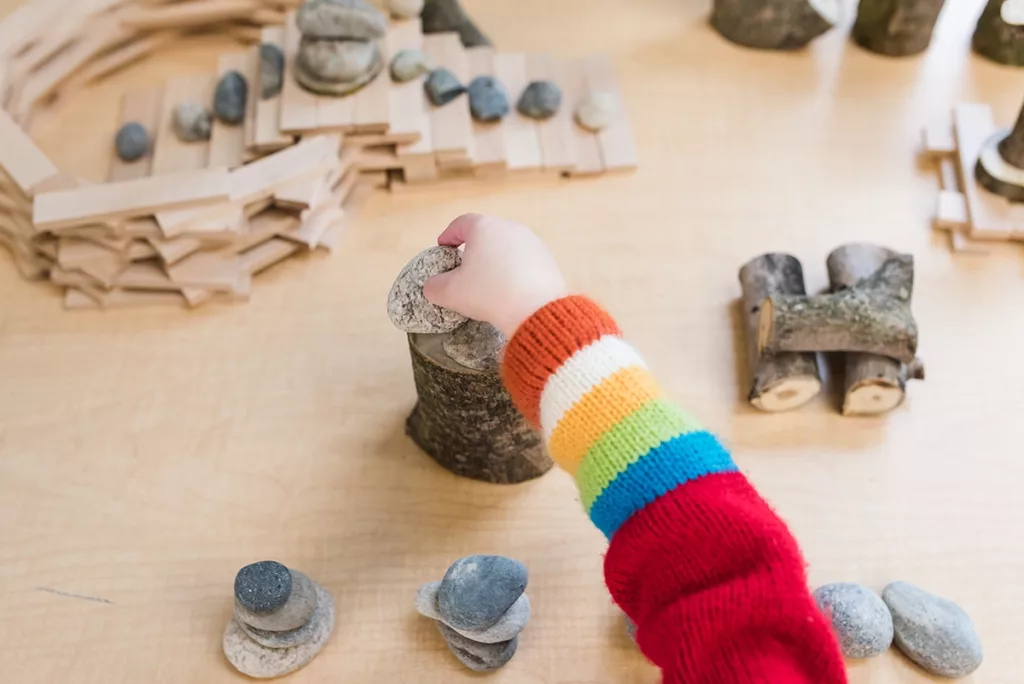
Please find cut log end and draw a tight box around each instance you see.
[843,379,905,416]
[852,0,945,57]
[711,0,838,51]
[976,129,1024,202]
[751,375,822,412]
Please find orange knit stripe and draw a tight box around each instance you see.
[548,365,662,475]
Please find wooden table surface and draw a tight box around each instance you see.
[2,1,1023,682]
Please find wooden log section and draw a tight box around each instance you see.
[973,0,1024,66]
[758,255,918,364]
[852,0,945,56]
[976,97,1024,203]
[711,0,839,50]
[405,333,552,484]
[738,254,822,412]
[827,244,924,416]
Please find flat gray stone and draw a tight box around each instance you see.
[436,622,518,671]
[437,555,527,632]
[574,91,616,132]
[259,43,285,99]
[298,37,378,83]
[387,0,424,19]
[883,581,983,678]
[235,561,292,614]
[390,49,431,83]
[424,68,464,106]
[416,580,529,643]
[297,0,387,40]
[387,246,466,333]
[467,76,509,122]
[235,569,318,632]
[115,122,148,162]
[214,70,248,125]
[517,80,561,120]
[295,49,383,96]
[172,101,212,142]
[223,584,335,678]
[443,320,505,372]
[814,583,893,659]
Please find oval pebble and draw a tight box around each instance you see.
[437,555,527,632]
[296,0,387,40]
[467,76,509,122]
[517,80,562,120]
[437,622,518,672]
[575,91,616,132]
[214,71,248,125]
[235,561,292,614]
[416,580,529,643]
[115,122,149,162]
[814,583,893,659]
[173,101,212,142]
[443,320,505,372]
[259,43,285,99]
[387,246,466,334]
[235,569,318,632]
[390,49,431,83]
[424,68,465,106]
[237,581,328,649]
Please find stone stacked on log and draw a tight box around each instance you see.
[295,0,387,96]
[976,94,1024,202]
[973,0,1024,66]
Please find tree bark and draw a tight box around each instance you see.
[738,254,822,412]
[852,0,946,56]
[827,244,923,416]
[405,333,551,484]
[973,0,1024,66]
[999,99,1024,168]
[711,0,839,50]
[976,112,1024,203]
[421,0,491,48]
[758,255,918,364]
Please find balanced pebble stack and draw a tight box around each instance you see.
[415,555,530,672]
[295,0,388,96]
[223,561,336,679]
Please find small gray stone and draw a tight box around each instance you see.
[517,80,562,120]
[259,43,285,99]
[235,570,318,632]
[114,122,149,162]
[214,70,248,125]
[883,581,983,678]
[298,37,378,83]
[295,50,383,96]
[387,246,466,334]
[390,49,431,83]
[387,0,424,19]
[574,91,616,132]
[297,0,388,40]
[467,76,509,122]
[625,615,637,642]
[814,583,893,659]
[424,68,465,106]
[436,622,518,672]
[173,101,212,142]
[235,561,292,614]
[416,580,530,643]
[437,555,528,632]
[443,320,505,372]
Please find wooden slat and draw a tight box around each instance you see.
[279,12,319,133]
[64,287,187,310]
[109,86,164,182]
[0,107,58,194]
[389,19,431,155]
[923,121,956,156]
[208,52,250,169]
[253,26,293,151]
[936,190,968,230]
[423,33,474,161]
[352,31,392,133]
[240,237,300,275]
[72,31,179,87]
[580,53,637,172]
[939,156,959,192]
[953,104,1019,241]
[492,52,541,172]
[280,205,343,248]
[121,0,261,30]
[152,73,216,175]
[242,46,260,151]
[34,167,231,230]
[526,53,576,173]
[564,58,603,177]
[466,47,506,173]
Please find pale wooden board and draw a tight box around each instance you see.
[526,53,576,173]
[423,33,474,161]
[151,73,216,176]
[465,47,506,173]
[351,36,391,134]
[563,57,603,176]
[239,236,300,274]
[72,31,179,87]
[208,52,250,170]
[279,11,319,134]
[109,86,164,182]
[492,52,542,172]
[64,286,187,310]
[241,46,260,152]
[580,53,637,173]
[923,121,956,156]
[388,19,432,156]
[0,106,58,193]
[253,26,294,151]
[120,0,261,31]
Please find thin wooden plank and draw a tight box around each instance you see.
[923,121,956,156]
[34,167,231,230]
[423,33,474,160]
[208,52,250,169]
[0,107,59,193]
[953,104,1016,241]
[109,86,164,182]
[242,47,260,151]
[563,58,603,177]
[492,53,541,172]
[939,156,959,192]
[936,190,968,230]
[580,53,636,172]
[526,53,576,173]
[280,205,343,248]
[121,0,261,30]
[152,73,216,175]
[279,12,319,134]
[466,47,506,173]
[388,19,431,155]
[167,250,247,291]
[65,287,187,310]
[352,30,392,133]
[253,26,294,151]
[72,31,179,87]
[240,237,300,275]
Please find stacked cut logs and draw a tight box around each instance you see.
[739,244,924,416]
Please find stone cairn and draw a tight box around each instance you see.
[223,561,336,679]
[294,0,388,96]
[415,555,531,672]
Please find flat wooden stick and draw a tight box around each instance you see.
[152,73,216,175]
[0,107,59,194]
[564,58,603,176]
[121,0,262,30]
[109,86,164,182]
[525,53,575,174]
[580,53,637,173]
[209,52,250,169]
[466,47,506,174]
[253,26,294,151]
[492,52,541,172]
[423,33,475,161]
[279,11,319,133]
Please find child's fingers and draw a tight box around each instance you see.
[437,213,486,247]
[422,270,462,312]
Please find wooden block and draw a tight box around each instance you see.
[279,12,319,133]
[49,265,102,289]
[389,20,434,161]
[923,121,956,156]
[229,208,299,253]
[157,203,245,239]
[280,205,343,248]
[57,239,126,288]
[352,29,392,133]
[953,104,1019,241]
[209,52,250,169]
[109,86,164,182]
[938,156,959,192]
[72,31,179,87]
[357,148,405,172]
[115,261,180,291]
[526,54,576,173]
[167,250,247,292]
[230,133,339,204]
[466,47,507,173]
[152,73,216,175]
[345,131,420,147]
[580,53,636,172]
[563,58,603,177]
[0,107,58,193]
[242,47,260,151]
[224,23,264,45]
[253,26,294,151]
[65,287,188,310]
[121,0,262,30]
[34,167,231,230]
[240,237,300,275]
[492,53,541,172]
[148,235,206,265]
[936,190,968,230]
[275,148,354,210]
[423,33,475,160]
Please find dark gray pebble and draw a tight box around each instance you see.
[214,70,248,125]
[115,122,149,162]
[424,68,465,106]
[467,76,509,122]
[235,561,293,614]
[259,43,285,99]
[437,555,527,632]
[437,622,517,671]
[814,583,893,659]
[517,80,561,120]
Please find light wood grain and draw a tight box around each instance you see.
[526,53,575,173]
[109,86,163,182]
[253,26,293,151]
[0,106,57,192]
[279,11,319,134]
[564,57,603,176]
[492,52,541,172]
[151,73,216,175]
[208,51,250,169]
[388,19,431,155]
[120,0,261,31]
[351,40,390,133]
[580,53,637,173]
[466,47,506,174]
[423,33,474,161]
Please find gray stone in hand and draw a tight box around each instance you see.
[467,76,509,122]
[115,122,149,162]
[424,68,465,106]
[390,49,431,83]
[883,581,983,678]
[436,622,518,671]
[297,0,388,40]
[235,569,319,632]
[438,555,528,632]
[299,37,378,83]
[214,70,248,125]
[387,246,466,334]
[517,80,562,120]
[443,320,505,372]
[416,580,530,643]
[259,43,285,99]
[173,101,212,142]
[235,561,292,614]
[814,583,893,659]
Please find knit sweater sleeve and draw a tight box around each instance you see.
[501,296,847,684]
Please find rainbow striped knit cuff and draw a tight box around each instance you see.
[503,296,737,539]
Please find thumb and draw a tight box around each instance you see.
[423,270,463,313]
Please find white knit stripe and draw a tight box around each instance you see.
[539,335,647,440]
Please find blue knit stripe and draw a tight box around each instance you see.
[589,430,737,539]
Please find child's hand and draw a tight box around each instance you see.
[423,214,567,337]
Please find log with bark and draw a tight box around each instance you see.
[711,0,840,50]
[973,0,1024,66]
[827,244,924,416]
[976,96,1024,202]
[738,254,822,412]
[421,0,491,48]
[852,0,946,56]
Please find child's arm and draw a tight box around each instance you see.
[425,215,847,684]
